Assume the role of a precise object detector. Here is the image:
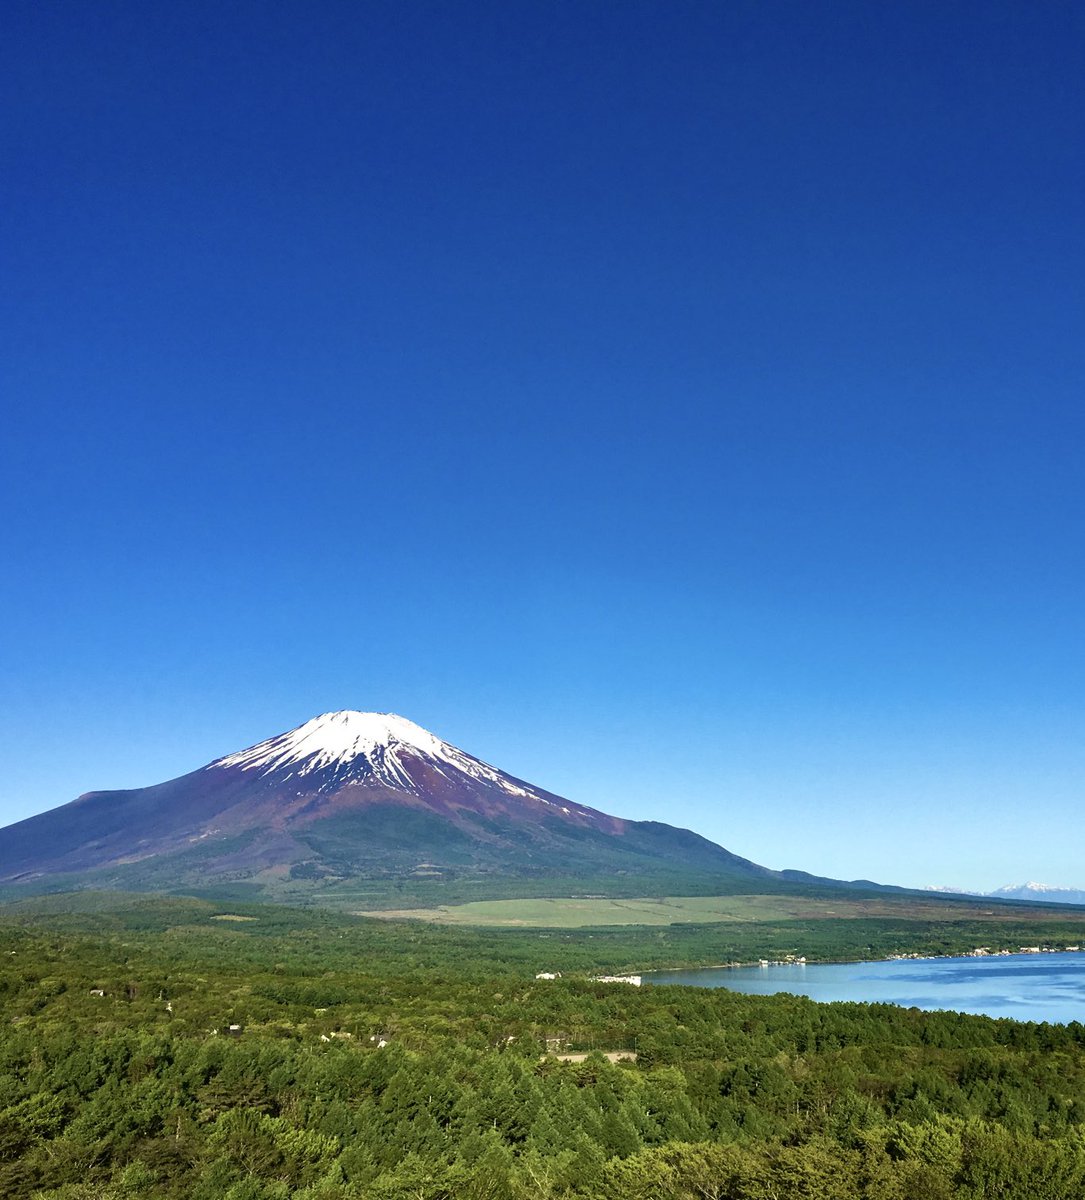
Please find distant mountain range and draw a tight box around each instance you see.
[928,882,1085,905]
[0,711,873,901]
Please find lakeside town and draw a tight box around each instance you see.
[887,945,1083,960]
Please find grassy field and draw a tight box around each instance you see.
[354,892,1085,928]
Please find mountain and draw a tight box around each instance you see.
[0,711,837,901]
[988,883,1085,905]
[924,882,1085,906]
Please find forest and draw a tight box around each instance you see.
[4,893,1085,1198]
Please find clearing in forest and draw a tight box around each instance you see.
[352,893,1085,928]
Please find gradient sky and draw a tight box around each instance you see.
[3,1,1083,892]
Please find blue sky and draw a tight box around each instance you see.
[3,1,1083,891]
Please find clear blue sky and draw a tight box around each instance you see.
[3,1,1083,892]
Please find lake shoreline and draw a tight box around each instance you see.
[641,945,1085,978]
[640,951,1085,1025]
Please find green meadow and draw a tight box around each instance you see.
[356,891,1085,929]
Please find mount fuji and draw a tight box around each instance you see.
[0,710,851,901]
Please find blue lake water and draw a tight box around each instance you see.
[647,953,1085,1024]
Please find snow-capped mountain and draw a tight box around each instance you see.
[925,881,1085,906]
[988,882,1085,905]
[0,710,786,896]
[209,711,599,817]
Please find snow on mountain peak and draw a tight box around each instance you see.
[207,710,565,805]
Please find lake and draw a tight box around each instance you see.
[647,953,1085,1024]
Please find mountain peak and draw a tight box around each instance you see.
[209,710,452,782]
[993,881,1071,895]
[206,710,555,801]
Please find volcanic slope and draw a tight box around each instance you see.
[0,710,856,902]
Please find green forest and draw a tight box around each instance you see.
[4,894,1085,1198]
